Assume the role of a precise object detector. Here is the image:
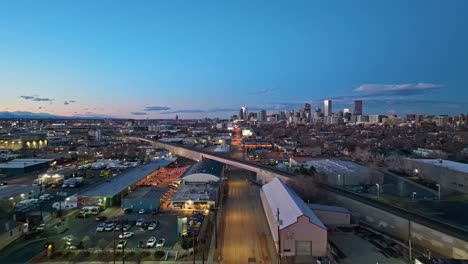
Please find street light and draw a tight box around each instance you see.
[412,192,417,201]
[375,184,380,198]
[436,184,441,200]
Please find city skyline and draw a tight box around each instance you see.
[1,1,468,118]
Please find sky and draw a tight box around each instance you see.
[0,0,467,119]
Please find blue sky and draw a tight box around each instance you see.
[0,0,467,119]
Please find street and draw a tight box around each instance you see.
[219,167,278,264]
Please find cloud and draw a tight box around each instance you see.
[161,109,205,114]
[144,106,171,111]
[19,95,54,102]
[131,112,148,115]
[249,87,280,95]
[64,100,76,105]
[354,83,443,95]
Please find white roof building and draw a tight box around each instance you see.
[260,177,328,259]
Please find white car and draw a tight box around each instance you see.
[105,223,114,231]
[96,223,106,232]
[156,238,166,249]
[39,194,52,201]
[136,218,144,227]
[146,237,156,248]
[138,209,146,214]
[148,223,157,230]
[116,240,126,249]
[36,223,46,231]
[119,232,134,239]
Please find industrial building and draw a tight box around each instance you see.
[308,204,351,227]
[122,187,167,211]
[0,184,40,210]
[290,158,384,186]
[79,158,176,208]
[180,159,224,184]
[399,158,468,194]
[0,219,27,250]
[169,159,223,210]
[0,159,52,177]
[260,177,328,260]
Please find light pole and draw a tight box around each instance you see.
[375,184,380,198]
[436,184,441,200]
[277,208,282,264]
[412,192,417,201]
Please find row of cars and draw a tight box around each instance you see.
[96,221,132,232]
[116,237,166,249]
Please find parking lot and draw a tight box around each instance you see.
[63,207,180,251]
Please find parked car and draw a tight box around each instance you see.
[114,224,122,231]
[138,209,146,214]
[116,240,126,249]
[146,237,156,248]
[36,223,46,231]
[105,223,114,231]
[148,223,157,230]
[75,213,88,219]
[136,218,144,227]
[123,208,133,214]
[156,238,166,249]
[119,232,134,239]
[123,224,131,231]
[96,223,106,232]
[95,216,108,222]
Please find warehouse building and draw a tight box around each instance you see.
[0,184,40,210]
[180,159,224,184]
[308,204,351,227]
[169,159,223,210]
[79,158,176,208]
[0,159,52,177]
[122,187,167,211]
[260,177,328,261]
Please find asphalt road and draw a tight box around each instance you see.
[219,168,278,264]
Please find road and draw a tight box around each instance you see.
[219,167,278,264]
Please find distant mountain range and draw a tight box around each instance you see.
[0,111,112,119]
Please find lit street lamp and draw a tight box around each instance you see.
[375,184,380,198]
[412,192,417,201]
[436,184,441,200]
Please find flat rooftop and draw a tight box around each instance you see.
[0,184,40,200]
[0,159,52,169]
[171,183,218,203]
[80,158,176,198]
[297,159,363,174]
[125,187,168,200]
[413,159,468,174]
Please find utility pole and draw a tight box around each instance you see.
[113,216,116,264]
[277,208,281,264]
[192,223,195,264]
[122,221,125,264]
[408,218,412,263]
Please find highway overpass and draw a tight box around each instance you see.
[129,137,468,259]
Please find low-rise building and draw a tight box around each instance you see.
[308,204,351,227]
[0,220,28,250]
[260,177,328,260]
[122,187,167,211]
[0,159,52,177]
